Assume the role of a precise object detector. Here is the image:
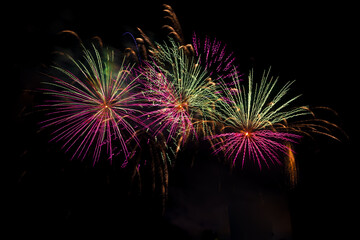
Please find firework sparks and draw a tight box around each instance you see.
[209,69,309,169]
[192,32,241,81]
[40,44,143,165]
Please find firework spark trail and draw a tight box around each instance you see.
[192,32,241,82]
[162,4,185,45]
[40,44,143,165]
[285,142,297,187]
[209,69,309,168]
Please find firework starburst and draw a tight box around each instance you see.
[210,69,309,169]
[140,38,218,150]
[40,44,143,165]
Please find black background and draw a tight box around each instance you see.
[7,1,356,239]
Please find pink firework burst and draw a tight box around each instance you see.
[138,39,219,148]
[40,44,143,165]
[210,130,301,169]
[210,69,308,169]
[139,62,197,146]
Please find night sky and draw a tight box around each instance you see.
[7,1,356,239]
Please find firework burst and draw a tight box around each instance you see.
[140,38,218,151]
[40,44,143,165]
[210,69,309,169]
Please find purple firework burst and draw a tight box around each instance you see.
[140,62,196,145]
[40,45,143,165]
[210,130,301,169]
[209,69,308,169]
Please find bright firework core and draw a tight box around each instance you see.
[242,130,251,137]
[175,101,188,111]
[102,100,112,109]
